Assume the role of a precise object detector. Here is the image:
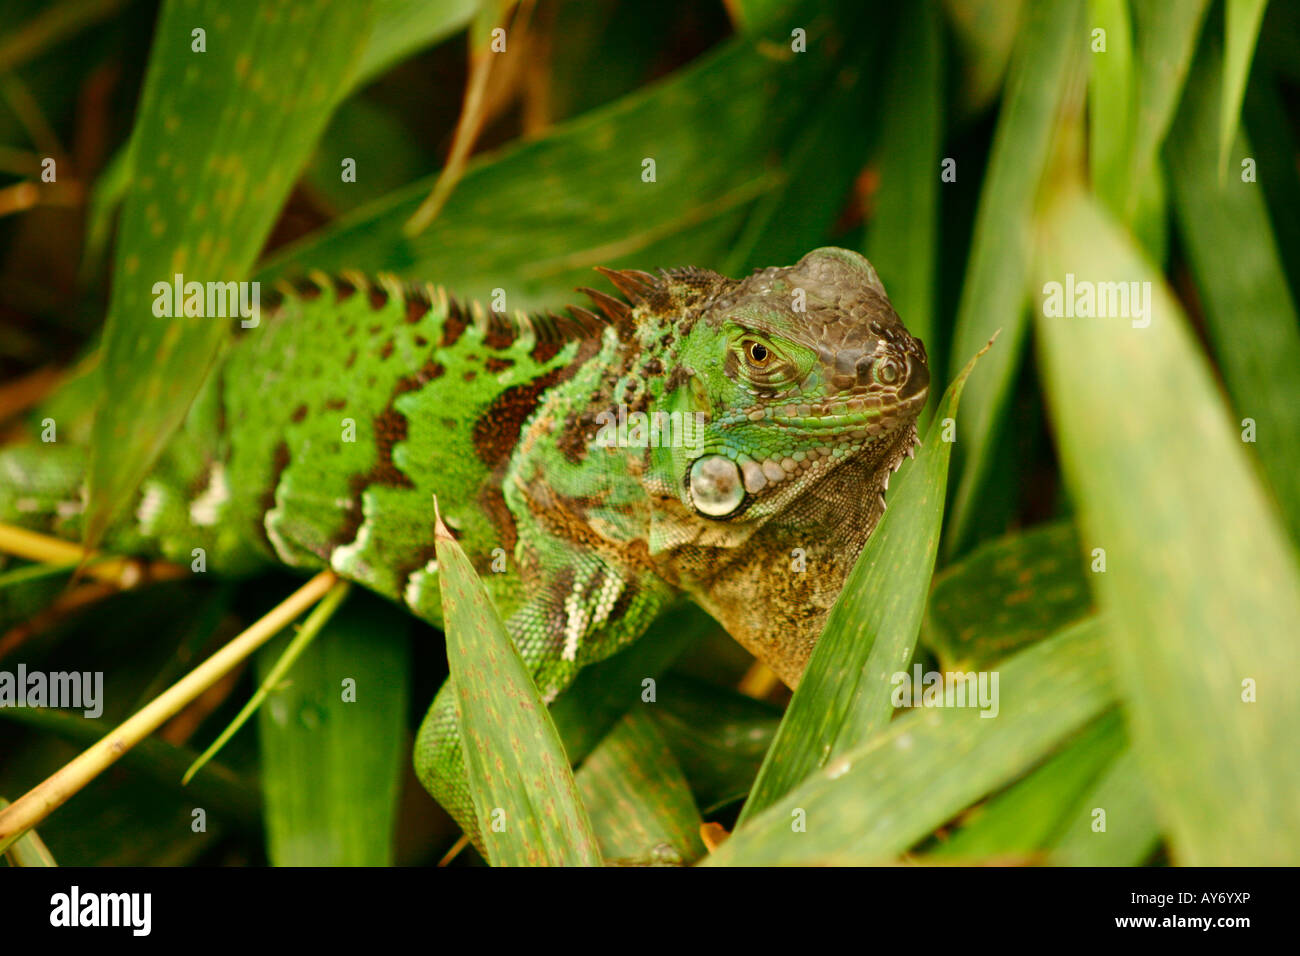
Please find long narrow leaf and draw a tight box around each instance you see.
[1220,0,1268,176]
[575,710,705,865]
[923,520,1092,670]
[946,0,1085,553]
[84,0,374,546]
[1034,181,1300,865]
[1049,749,1161,866]
[256,595,409,866]
[1166,40,1300,545]
[434,504,600,866]
[865,0,944,377]
[1122,0,1210,217]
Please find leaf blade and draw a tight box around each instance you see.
[434,507,600,866]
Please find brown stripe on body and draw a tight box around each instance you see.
[471,336,601,469]
[329,360,446,551]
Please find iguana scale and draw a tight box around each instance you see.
[0,247,929,845]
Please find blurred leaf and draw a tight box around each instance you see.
[946,0,1085,554]
[1049,748,1161,865]
[352,0,479,88]
[1034,181,1300,865]
[924,520,1092,670]
[923,709,1124,860]
[545,1,684,119]
[726,6,888,273]
[1122,0,1210,217]
[942,0,1025,118]
[865,0,944,374]
[708,618,1116,865]
[728,0,799,31]
[1166,39,1300,545]
[740,339,992,823]
[84,0,374,546]
[576,710,705,866]
[258,0,866,310]
[257,594,409,866]
[304,97,429,213]
[1087,0,1134,214]
[434,508,600,866]
[0,0,127,74]
[653,675,782,814]
[1243,64,1300,307]
[1220,0,1268,176]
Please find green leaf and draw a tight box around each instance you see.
[923,520,1092,670]
[652,675,781,815]
[728,0,800,32]
[946,0,1085,554]
[707,618,1116,865]
[257,0,866,310]
[1220,0,1268,176]
[1242,61,1300,307]
[352,0,478,88]
[256,594,409,866]
[434,505,600,866]
[189,581,350,784]
[923,709,1124,861]
[739,338,994,823]
[1087,0,1135,214]
[1049,749,1161,865]
[943,0,1026,118]
[725,9,887,274]
[1033,182,1300,865]
[575,710,705,866]
[549,604,716,765]
[1122,0,1210,218]
[865,0,944,375]
[1166,39,1300,546]
[84,0,375,546]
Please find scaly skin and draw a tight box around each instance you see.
[0,248,928,849]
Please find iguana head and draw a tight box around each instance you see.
[619,247,928,524]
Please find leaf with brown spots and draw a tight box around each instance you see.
[84,0,375,547]
[434,498,601,866]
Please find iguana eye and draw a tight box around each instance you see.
[874,357,903,385]
[745,340,770,366]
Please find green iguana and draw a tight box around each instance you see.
[0,247,928,845]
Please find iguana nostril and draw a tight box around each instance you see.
[855,353,874,385]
